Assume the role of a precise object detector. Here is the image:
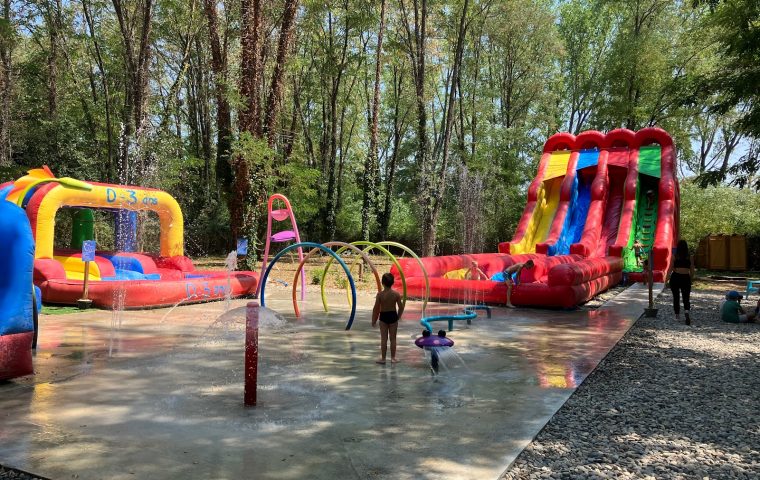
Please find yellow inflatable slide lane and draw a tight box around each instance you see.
[509,151,570,254]
[54,255,102,281]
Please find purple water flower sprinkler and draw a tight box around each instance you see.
[415,330,454,374]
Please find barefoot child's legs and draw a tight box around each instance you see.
[505,278,515,308]
[378,322,389,363]
[389,321,398,362]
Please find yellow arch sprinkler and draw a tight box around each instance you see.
[319,241,430,317]
[320,241,405,313]
[366,241,430,313]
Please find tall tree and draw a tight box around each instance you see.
[360,0,386,241]
[429,0,469,253]
[42,0,62,120]
[700,0,760,138]
[377,64,409,240]
[265,0,299,147]
[239,0,264,137]
[202,0,233,191]
[558,0,612,134]
[321,0,353,241]
[112,0,154,183]
[0,0,14,166]
[399,0,433,255]
[232,0,299,266]
[82,0,116,180]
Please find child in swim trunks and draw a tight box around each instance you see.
[503,259,534,308]
[372,272,405,364]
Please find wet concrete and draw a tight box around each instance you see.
[0,285,655,480]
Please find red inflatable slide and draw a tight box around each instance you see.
[393,128,678,308]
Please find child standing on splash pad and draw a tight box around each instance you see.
[372,273,405,364]
[503,260,534,308]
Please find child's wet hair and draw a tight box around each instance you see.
[422,329,431,337]
[437,330,447,337]
[382,272,395,287]
[526,259,535,268]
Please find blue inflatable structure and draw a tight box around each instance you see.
[0,186,36,380]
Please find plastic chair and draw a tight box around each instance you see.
[257,194,305,299]
[745,280,760,299]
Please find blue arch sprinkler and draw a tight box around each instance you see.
[259,242,358,330]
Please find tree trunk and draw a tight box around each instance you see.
[265,0,299,148]
[232,0,264,268]
[0,0,13,166]
[45,0,62,121]
[239,0,263,136]
[360,0,386,241]
[430,0,469,240]
[198,42,213,194]
[401,0,432,255]
[323,5,350,241]
[82,0,115,181]
[112,0,154,183]
[234,0,299,265]
[378,66,405,240]
[202,0,232,193]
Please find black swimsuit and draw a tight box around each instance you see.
[379,311,399,325]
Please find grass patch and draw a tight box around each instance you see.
[41,305,82,315]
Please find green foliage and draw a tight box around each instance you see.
[0,0,754,260]
[702,0,760,137]
[310,267,324,285]
[387,198,420,248]
[680,182,760,248]
[278,160,321,227]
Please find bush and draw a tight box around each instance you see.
[310,267,324,285]
[680,182,760,249]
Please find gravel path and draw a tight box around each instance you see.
[503,281,760,479]
[0,467,45,480]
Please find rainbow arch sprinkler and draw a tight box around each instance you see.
[391,128,679,308]
[1,168,258,309]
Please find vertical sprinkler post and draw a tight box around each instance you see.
[244,301,259,406]
[644,249,658,317]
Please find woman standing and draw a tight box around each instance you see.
[667,240,695,325]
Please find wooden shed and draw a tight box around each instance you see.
[695,235,747,271]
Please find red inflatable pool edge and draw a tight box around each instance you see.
[0,332,34,380]
[392,254,623,308]
[37,271,259,309]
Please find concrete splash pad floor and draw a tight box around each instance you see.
[0,285,654,480]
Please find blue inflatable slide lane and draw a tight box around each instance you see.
[0,186,36,380]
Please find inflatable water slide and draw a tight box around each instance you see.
[393,128,679,308]
[2,168,258,309]
[0,186,36,379]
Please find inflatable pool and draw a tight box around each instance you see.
[3,169,258,309]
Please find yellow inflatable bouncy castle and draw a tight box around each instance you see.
[2,167,258,308]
